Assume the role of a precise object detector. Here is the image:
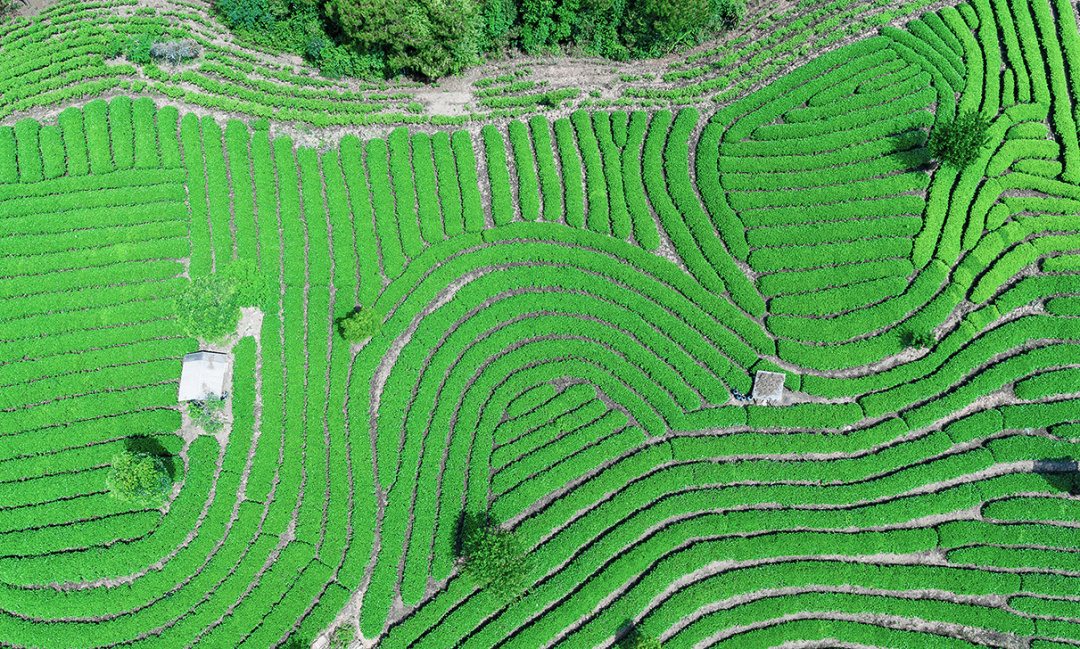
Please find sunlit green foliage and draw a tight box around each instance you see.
[106,450,172,508]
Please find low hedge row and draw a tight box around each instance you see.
[108,94,134,171]
[481,124,515,227]
[507,120,541,223]
[553,117,586,228]
[667,108,763,316]
[768,275,909,317]
[431,132,464,238]
[180,111,212,276]
[749,237,913,273]
[389,126,423,257]
[854,58,919,95]
[132,96,160,170]
[298,147,331,286]
[493,401,616,491]
[57,105,89,176]
[758,257,913,298]
[1014,367,1080,399]
[643,559,1018,640]
[82,98,116,176]
[494,383,596,451]
[623,110,660,251]
[528,116,563,223]
[899,344,1080,430]
[810,48,901,105]
[367,137,406,279]
[274,137,304,287]
[671,614,1016,649]
[14,118,43,183]
[720,101,935,160]
[948,544,1080,572]
[223,119,257,263]
[644,110,725,296]
[785,68,928,124]
[571,110,609,236]
[715,38,896,144]
[450,130,486,234]
[730,168,930,212]
[411,132,444,246]
[336,134,381,305]
[591,111,631,239]
[753,85,936,142]
[503,382,560,421]
[695,122,746,261]
[478,222,773,357]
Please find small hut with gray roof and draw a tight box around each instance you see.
[178,351,229,402]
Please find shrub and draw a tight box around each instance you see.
[927,109,992,168]
[458,510,529,600]
[188,394,227,434]
[329,625,356,649]
[149,39,201,66]
[899,328,935,349]
[124,30,163,64]
[106,449,172,508]
[337,306,382,342]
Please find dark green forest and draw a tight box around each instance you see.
[209,0,744,81]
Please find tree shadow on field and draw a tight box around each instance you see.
[452,509,495,559]
[279,635,310,649]
[615,619,659,649]
[1034,456,1080,495]
[888,128,933,172]
[123,435,179,482]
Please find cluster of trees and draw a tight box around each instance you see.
[210,0,745,81]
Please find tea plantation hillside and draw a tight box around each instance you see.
[0,0,1079,646]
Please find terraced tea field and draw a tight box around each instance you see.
[0,0,1079,646]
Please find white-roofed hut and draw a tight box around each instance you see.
[178,351,230,402]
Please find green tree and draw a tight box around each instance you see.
[458,511,529,599]
[618,623,662,649]
[927,109,992,169]
[175,259,267,344]
[106,450,173,508]
[337,306,382,342]
[635,0,711,42]
[321,0,481,79]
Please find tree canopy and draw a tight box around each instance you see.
[337,306,382,342]
[106,450,173,508]
[458,511,529,599]
[321,0,480,79]
[211,0,745,81]
[175,259,268,344]
[928,110,993,169]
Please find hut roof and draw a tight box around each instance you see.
[178,351,229,402]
